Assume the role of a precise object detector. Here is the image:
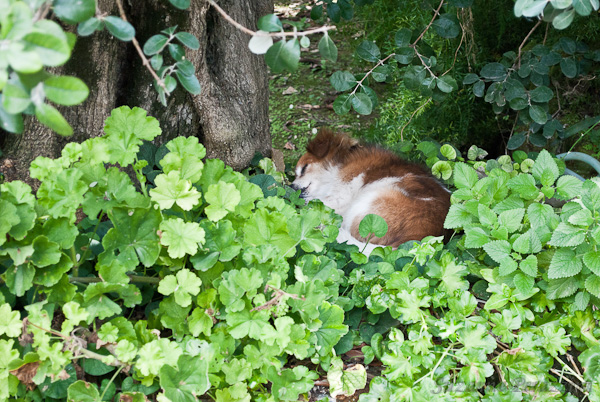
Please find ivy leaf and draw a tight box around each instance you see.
[491,309,521,343]
[159,355,209,402]
[243,209,296,257]
[205,182,241,222]
[150,171,201,211]
[160,218,205,259]
[267,366,318,402]
[31,235,61,267]
[37,168,87,221]
[310,301,348,356]
[67,381,100,402]
[158,269,202,308]
[358,214,388,239]
[0,303,22,337]
[99,207,161,270]
[328,356,367,398]
[548,248,582,279]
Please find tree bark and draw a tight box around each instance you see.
[0,0,273,185]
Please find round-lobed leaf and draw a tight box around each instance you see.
[104,16,135,42]
[35,103,73,136]
[356,40,380,62]
[43,76,89,106]
[143,34,169,56]
[175,32,200,49]
[358,214,388,238]
[258,14,283,32]
[54,0,95,23]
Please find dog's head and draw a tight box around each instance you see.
[291,129,359,200]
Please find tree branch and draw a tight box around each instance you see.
[412,0,445,46]
[114,0,167,93]
[516,18,542,69]
[206,0,336,38]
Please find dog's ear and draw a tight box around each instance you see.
[306,129,337,159]
[307,128,359,159]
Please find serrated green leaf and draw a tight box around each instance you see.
[149,171,201,211]
[549,248,582,278]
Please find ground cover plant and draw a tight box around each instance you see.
[2,106,600,401]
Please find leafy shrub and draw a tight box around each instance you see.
[3,106,600,400]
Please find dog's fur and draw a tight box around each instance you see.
[292,129,451,252]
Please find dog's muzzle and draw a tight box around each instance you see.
[290,183,308,199]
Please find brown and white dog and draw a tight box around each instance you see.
[291,129,451,254]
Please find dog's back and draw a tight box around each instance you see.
[292,129,451,249]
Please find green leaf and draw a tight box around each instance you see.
[257,14,283,32]
[453,162,478,189]
[54,0,95,23]
[520,254,538,277]
[480,63,507,81]
[311,301,348,356]
[175,70,201,95]
[508,173,539,200]
[529,105,548,124]
[169,0,190,9]
[498,208,525,233]
[150,171,201,211]
[483,240,511,263]
[328,357,367,398]
[333,94,352,115]
[436,75,458,93]
[395,28,412,47]
[77,18,102,36]
[158,269,202,307]
[583,251,600,276]
[394,46,414,64]
[23,29,70,67]
[160,218,205,259]
[547,277,579,299]
[2,83,31,114]
[248,31,273,55]
[432,14,460,38]
[444,204,473,229]
[532,149,559,185]
[318,33,337,62]
[160,355,209,402]
[351,92,372,115]
[43,76,89,106]
[205,182,241,222]
[356,40,380,62]
[507,132,526,150]
[104,16,135,41]
[143,34,169,55]
[560,57,578,78]
[175,32,199,49]
[265,39,300,73]
[35,103,73,135]
[99,207,161,270]
[67,381,100,402]
[330,71,356,91]
[553,8,576,29]
[0,303,22,337]
[548,222,586,247]
[431,161,452,180]
[530,86,554,102]
[358,214,388,238]
[473,80,485,97]
[549,248,582,279]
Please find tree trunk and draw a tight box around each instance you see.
[0,0,273,186]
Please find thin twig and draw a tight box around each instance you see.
[550,369,587,394]
[114,0,167,92]
[33,1,52,22]
[400,98,432,141]
[207,0,336,37]
[412,0,445,46]
[516,19,542,69]
[350,53,397,96]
